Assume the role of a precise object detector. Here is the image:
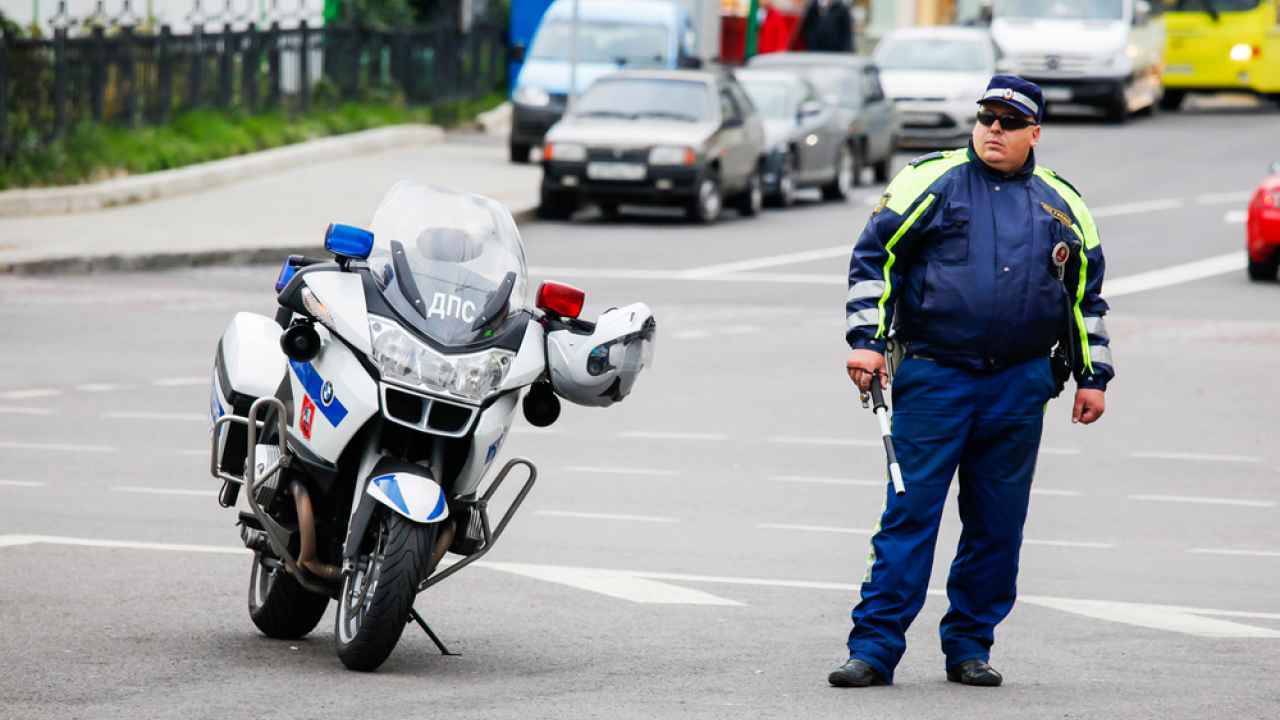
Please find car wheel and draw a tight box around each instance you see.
[687,173,723,224]
[1105,88,1128,124]
[1159,90,1186,112]
[822,144,855,201]
[599,202,621,220]
[1247,254,1279,282]
[735,169,763,217]
[873,151,892,184]
[510,142,532,164]
[537,189,576,220]
[767,153,797,208]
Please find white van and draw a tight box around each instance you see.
[990,0,1165,122]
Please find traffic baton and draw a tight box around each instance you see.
[867,371,905,496]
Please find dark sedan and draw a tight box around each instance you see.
[747,52,898,185]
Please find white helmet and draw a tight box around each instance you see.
[546,303,656,407]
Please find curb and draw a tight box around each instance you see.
[0,124,445,218]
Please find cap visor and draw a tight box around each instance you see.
[978,98,1035,120]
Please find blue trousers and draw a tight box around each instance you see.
[846,356,1054,683]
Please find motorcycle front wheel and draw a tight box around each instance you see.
[335,510,439,672]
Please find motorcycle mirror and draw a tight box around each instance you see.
[536,281,585,319]
[522,383,561,427]
[324,223,374,261]
[280,321,322,362]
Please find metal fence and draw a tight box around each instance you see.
[0,9,508,158]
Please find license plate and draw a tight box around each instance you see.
[587,162,646,181]
[1042,86,1072,102]
[1166,64,1194,75]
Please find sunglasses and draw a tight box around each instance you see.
[976,109,1037,131]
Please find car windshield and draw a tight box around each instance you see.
[740,79,797,120]
[367,183,529,348]
[529,20,669,67]
[995,0,1125,20]
[799,68,859,108]
[876,38,991,72]
[572,78,710,121]
[1165,0,1260,11]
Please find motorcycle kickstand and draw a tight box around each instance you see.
[408,608,460,656]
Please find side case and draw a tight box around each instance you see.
[211,312,288,478]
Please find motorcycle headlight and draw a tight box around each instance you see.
[369,316,514,403]
[649,146,695,166]
[514,85,550,107]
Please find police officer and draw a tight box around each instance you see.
[828,76,1114,688]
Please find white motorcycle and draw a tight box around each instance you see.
[209,182,655,671]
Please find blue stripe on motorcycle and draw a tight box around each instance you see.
[426,489,447,521]
[371,474,411,516]
[289,360,348,427]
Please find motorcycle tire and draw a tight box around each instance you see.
[248,552,330,640]
[335,511,439,672]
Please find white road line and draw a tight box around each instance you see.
[0,406,54,416]
[757,523,875,535]
[772,475,885,487]
[1129,494,1276,508]
[1024,539,1114,549]
[1131,450,1261,464]
[618,431,728,441]
[151,377,207,387]
[1038,447,1081,456]
[535,510,678,523]
[0,534,243,554]
[1091,198,1185,218]
[1106,252,1246,297]
[1031,488,1082,497]
[530,266,693,282]
[0,440,117,453]
[714,272,843,285]
[111,486,217,497]
[1196,191,1251,205]
[0,480,46,487]
[1223,210,1247,224]
[1188,548,1280,558]
[509,426,560,436]
[672,330,713,340]
[102,411,209,422]
[0,389,61,400]
[682,245,850,278]
[768,436,882,448]
[76,383,129,392]
[719,325,762,335]
[562,466,680,477]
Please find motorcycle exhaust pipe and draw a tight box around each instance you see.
[431,520,455,576]
[290,480,342,582]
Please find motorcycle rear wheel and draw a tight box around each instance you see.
[248,552,330,639]
[335,510,439,672]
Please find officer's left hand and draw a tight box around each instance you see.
[1072,389,1105,425]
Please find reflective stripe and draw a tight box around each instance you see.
[848,280,886,303]
[883,151,968,215]
[982,88,1040,116]
[875,194,937,338]
[847,308,880,330]
[1089,345,1113,368]
[1074,245,1093,374]
[1036,167,1100,250]
[1084,316,1109,340]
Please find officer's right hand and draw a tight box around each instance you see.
[846,349,887,392]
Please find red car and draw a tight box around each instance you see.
[1247,162,1280,282]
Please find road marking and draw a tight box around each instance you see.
[1023,539,1114,549]
[0,480,45,487]
[1188,548,1280,558]
[672,329,712,340]
[1106,252,1246,297]
[530,266,695,282]
[0,406,54,416]
[682,245,850,278]
[535,510,678,523]
[1130,450,1261,464]
[1196,191,1251,205]
[618,431,728,441]
[509,426,561,436]
[768,436,882,448]
[1224,210,1247,224]
[102,411,209,422]
[76,383,129,392]
[562,466,680,477]
[0,389,61,400]
[0,440,117,453]
[772,475,885,487]
[1038,447,1081,456]
[719,324,762,335]
[1031,488,1082,497]
[1129,494,1276,508]
[112,486,215,497]
[1091,198,1185,218]
[3,534,1278,636]
[757,523,875,535]
[152,377,207,387]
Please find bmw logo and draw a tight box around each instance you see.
[320,381,334,406]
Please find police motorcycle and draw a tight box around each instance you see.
[209,182,655,671]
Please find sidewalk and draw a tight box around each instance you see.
[0,132,540,273]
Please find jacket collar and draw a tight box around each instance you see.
[967,140,1036,181]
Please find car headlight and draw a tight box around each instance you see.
[369,316,514,404]
[514,85,550,107]
[648,146,695,166]
[545,142,586,162]
[1229,43,1256,62]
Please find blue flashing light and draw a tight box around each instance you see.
[324,223,375,260]
[274,255,301,292]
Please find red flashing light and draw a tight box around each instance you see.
[537,281,585,319]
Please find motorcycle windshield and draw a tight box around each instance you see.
[367,182,529,347]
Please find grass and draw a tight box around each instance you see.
[0,92,505,190]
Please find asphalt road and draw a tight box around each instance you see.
[2,104,1279,719]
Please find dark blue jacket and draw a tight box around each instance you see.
[845,145,1114,390]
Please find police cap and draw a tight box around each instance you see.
[977,75,1044,124]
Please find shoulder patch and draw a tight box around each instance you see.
[1040,167,1082,199]
[909,151,945,167]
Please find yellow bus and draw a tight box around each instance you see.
[1161,0,1280,109]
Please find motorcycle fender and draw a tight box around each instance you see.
[344,463,449,563]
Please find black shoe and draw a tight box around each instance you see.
[828,658,886,687]
[946,659,1003,687]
